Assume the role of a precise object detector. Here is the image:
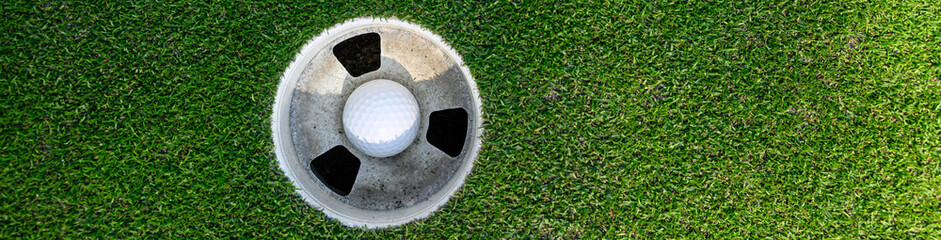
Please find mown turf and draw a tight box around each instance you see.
[2,0,940,238]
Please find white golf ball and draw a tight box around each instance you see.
[343,79,420,158]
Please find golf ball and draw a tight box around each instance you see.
[343,79,420,158]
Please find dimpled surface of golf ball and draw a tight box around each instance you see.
[343,79,420,158]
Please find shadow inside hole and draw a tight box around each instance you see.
[310,146,361,196]
[427,108,469,157]
[333,32,381,77]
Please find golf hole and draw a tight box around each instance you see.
[272,18,483,228]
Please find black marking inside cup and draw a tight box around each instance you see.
[333,32,381,77]
[427,108,469,157]
[310,146,361,196]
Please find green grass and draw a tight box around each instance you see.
[2,0,940,238]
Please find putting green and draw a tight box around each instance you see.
[1,0,939,238]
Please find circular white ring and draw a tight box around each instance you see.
[271,17,483,228]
